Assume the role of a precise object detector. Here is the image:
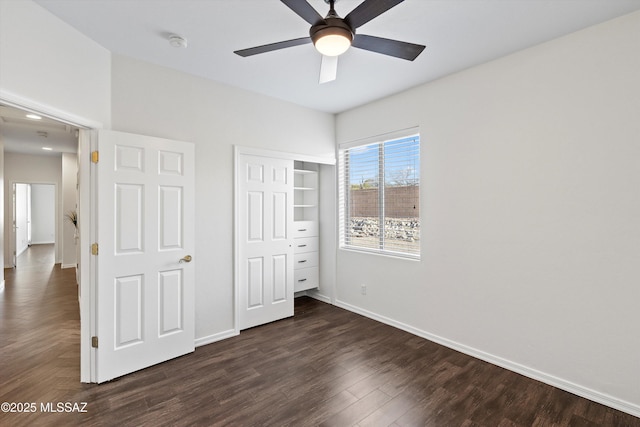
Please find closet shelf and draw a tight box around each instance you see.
[294,169,317,175]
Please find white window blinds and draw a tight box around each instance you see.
[339,133,420,258]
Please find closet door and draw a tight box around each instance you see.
[237,154,294,330]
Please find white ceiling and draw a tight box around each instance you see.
[30,0,640,115]
[4,1,640,154]
[0,105,78,156]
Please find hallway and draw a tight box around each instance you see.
[1,244,81,426]
[14,243,56,270]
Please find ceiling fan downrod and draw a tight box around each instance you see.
[325,0,339,18]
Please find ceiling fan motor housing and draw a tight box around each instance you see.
[310,17,354,48]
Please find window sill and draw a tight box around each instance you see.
[339,245,420,261]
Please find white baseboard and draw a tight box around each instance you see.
[195,329,238,348]
[305,290,332,304]
[61,263,76,269]
[334,299,640,419]
[0,280,4,292]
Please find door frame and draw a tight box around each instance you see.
[0,93,103,383]
[80,129,98,382]
[233,146,335,334]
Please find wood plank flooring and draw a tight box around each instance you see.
[1,245,639,426]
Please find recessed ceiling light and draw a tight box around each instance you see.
[42,147,53,151]
[26,113,42,120]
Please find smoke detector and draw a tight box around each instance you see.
[168,34,188,48]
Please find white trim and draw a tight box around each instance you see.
[304,290,331,304]
[61,263,76,269]
[195,329,239,348]
[333,299,640,419]
[0,280,4,292]
[234,145,336,165]
[0,90,104,129]
[338,126,420,150]
[339,245,420,261]
[294,290,332,302]
[79,129,97,383]
[233,148,240,337]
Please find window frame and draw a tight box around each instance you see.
[338,128,421,260]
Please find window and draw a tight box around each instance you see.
[339,131,420,258]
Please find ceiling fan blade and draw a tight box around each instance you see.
[352,34,425,61]
[281,0,324,25]
[319,55,338,84]
[234,37,311,57]
[344,0,404,29]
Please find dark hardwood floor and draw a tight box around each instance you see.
[1,246,639,426]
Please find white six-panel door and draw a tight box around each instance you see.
[238,154,294,330]
[95,130,195,382]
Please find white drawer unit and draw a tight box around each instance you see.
[293,220,318,238]
[293,237,319,291]
[293,237,318,254]
[294,267,319,292]
[294,252,318,270]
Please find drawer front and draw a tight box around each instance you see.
[294,267,319,292]
[293,221,318,238]
[294,252,318,270]
[293,237,318,254]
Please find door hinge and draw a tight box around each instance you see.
[91,151,99,163]
[91,336,98,348]
[91,243,99,255]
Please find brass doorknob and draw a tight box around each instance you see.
[179,255,192,263]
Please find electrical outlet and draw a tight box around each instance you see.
[361,284,367,295]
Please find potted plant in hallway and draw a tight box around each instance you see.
[65,210,78,240]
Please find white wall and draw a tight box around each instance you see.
[30,184,55,244]
[4,153,62,266]
[335,11,640,415]
[61,153,77,268]
[110,54,335,342]
[0,0,111,128]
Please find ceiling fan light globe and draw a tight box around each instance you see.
[310,19,353,57]
[315,34,351,56]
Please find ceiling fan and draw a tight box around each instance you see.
[234,0,426,83]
